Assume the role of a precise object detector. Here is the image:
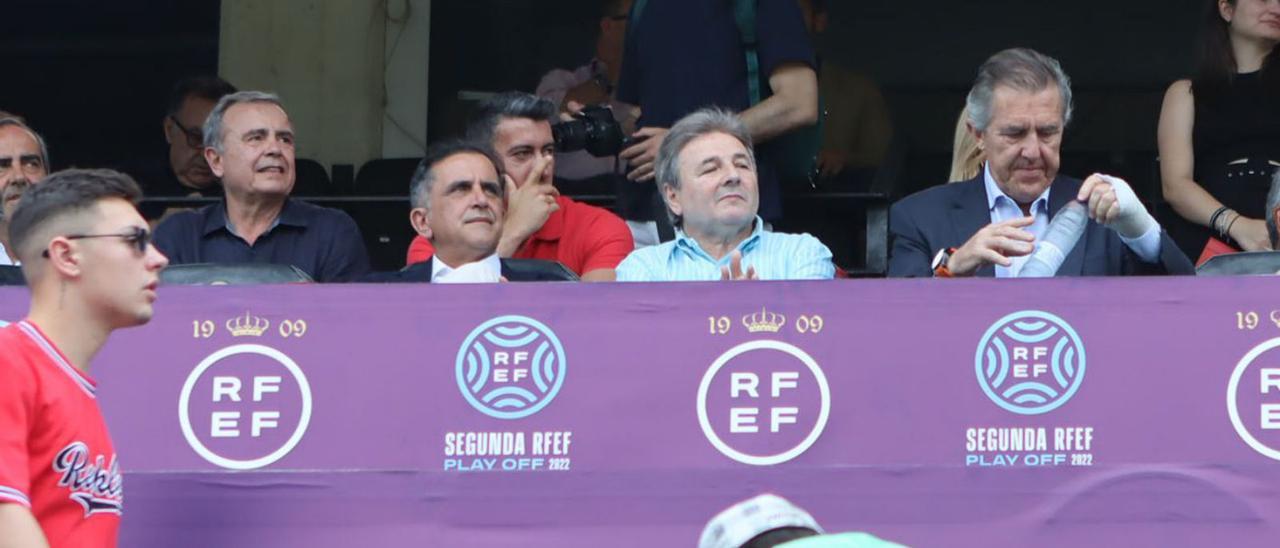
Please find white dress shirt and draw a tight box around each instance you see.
[431,253,502,283]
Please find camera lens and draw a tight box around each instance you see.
[552,105,625,157]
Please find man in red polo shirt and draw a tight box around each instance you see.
[0,169,169,547]
[405,92,632,281]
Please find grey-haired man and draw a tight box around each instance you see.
[153,91,369,282]
[0,115,50,265]
[888,48,1192,278]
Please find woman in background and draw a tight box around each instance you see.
[1158,0,1280,259]
[949,107,983,182]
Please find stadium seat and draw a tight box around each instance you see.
[1196,252,1280,276]
[292,158,332,197]
[0,265,24,286]
[350,158,423,271]
[501,258,579,281]
[160,263,313,285]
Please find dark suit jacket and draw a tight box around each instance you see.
[361,258,579,283]
[888,175,1194,277]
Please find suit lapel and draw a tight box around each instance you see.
[950,177,996,277]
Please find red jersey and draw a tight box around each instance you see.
[0,321,122,547]
[405,196,634,275]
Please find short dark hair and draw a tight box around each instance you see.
[464,92,558,148]
[167,75,238,117]
[1192,0,1280,104]
[409,140,506,210]
[8,169,143,262]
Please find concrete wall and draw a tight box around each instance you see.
[219,0,432,168]
[382,0,431,159]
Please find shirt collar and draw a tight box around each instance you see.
[203,198,306,237]
[983,163,1050,215]
[431,253,501,282]
[673,216,764,262]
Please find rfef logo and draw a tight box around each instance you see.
[178,344,312,470]
[697,340,830,466]
[1227,338,1280,461]
[456,315,566,420]
[975,310,1086,415]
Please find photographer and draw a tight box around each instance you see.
[615,0,819,245]
[536,0,638,183]
[405,93,633,281]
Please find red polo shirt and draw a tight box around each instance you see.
[406,196,633,275]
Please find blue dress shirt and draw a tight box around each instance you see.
[616,217,834,281]
[154,199,370,283]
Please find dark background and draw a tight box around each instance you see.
[1,0,1206,268]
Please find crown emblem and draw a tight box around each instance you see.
[742,306,785,333]
[226,312,269,337]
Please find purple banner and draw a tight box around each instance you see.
[3,277,1280,547]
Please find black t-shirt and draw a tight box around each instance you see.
[616,0,814,222]
[121,159,223,220]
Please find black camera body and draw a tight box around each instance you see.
[552,105,625,157]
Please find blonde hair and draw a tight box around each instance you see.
[949,107,983,182]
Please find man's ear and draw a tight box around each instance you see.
[204,147,224,177]
[162,117,174,145]
[410,207,432,240]
[661,182,682,218]
[44,237,83,279]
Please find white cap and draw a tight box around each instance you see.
[698,494,824,548]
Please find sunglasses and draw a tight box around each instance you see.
[42,226,152,258]
[169,116,205,148]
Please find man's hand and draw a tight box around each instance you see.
[719,250,757,281]
[619,127,668,182]
[817,148,848,179]
[1078,173,1157,239]
[498,155,559,256]
[1229,216,1273,252]
[562,81,610,113]
[948,217,1036,276]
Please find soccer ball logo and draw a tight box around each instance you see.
[456,315,566,420]
[975,310,1085,415]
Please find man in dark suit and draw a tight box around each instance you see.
[889,48,1193,278]
[364,141,575,283]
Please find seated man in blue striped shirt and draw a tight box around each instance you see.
[616,108,834,281]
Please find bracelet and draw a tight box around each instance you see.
[1209,206,1229,235]
[1225,212,1242,239]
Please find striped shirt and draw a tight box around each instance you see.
[616,217,834,281]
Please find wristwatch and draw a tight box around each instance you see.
[932,247,956,278]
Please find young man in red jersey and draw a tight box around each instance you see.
[0,169,168,547]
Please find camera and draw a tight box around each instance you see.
[552,105,625,157]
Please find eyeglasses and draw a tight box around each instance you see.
[168,116,205,148]
[41,226,152,258]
